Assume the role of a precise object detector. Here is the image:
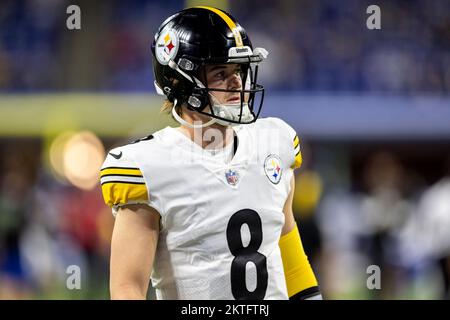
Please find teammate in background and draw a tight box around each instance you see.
[100,6,321,300]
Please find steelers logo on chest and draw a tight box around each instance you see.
[264,154,282,184]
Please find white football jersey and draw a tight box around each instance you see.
[100,117,302,300]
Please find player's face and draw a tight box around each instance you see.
[204,64,248,105]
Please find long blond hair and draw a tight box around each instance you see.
[159,78,183,118]
[160,99,182,116]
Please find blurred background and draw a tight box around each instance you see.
[0,0,449,299]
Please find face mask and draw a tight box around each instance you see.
[209,94,254,126]
[208,71,254,126]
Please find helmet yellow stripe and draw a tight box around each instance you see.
[195,6,243,47]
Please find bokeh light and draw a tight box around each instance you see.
[293,170,323,216]
[48,131,105,190]
[62,131,105,190]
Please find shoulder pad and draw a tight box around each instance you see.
[99,146,149,208]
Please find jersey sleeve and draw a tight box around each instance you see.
[99,147,149,216]
[291,133,302,170]
[267,117,303,170]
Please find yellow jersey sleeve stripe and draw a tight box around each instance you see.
[195,6,243,47]
[101,181,148,207]
[293,135,299,149]
[291,151,302,169]
[100,167,142,177]
[279,226,318,297]
[291,135,302,169]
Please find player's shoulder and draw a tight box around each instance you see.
[253,116,292,128]
[102,139,144,167]
[99,141,149,191]
[99,131,164,210]
[251,117,296,136]
[100,128,167,171]
[251,117,302,170]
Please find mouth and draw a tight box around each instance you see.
[227,96,241,103]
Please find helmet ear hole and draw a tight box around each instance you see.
[189,89,210,111]
[161,78,179,102]
[188,96,202,109]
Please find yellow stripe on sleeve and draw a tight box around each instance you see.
[101,181,148,207]
[291,151,302,169]
[279,226,318,297]
[291,135,302,169]
[294,135,299,149]
[195,6,243,47]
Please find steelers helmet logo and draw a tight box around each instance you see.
[155,29,179,65]
[264,154,282,184]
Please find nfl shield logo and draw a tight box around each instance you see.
[225,169,239,186]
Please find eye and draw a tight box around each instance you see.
[214,71,226,79]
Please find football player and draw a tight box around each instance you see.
[101,6,321,300]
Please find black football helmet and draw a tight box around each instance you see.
[150,6,268,126]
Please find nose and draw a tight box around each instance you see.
[228,72,242,90]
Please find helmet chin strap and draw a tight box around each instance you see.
[172,99,217,129]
